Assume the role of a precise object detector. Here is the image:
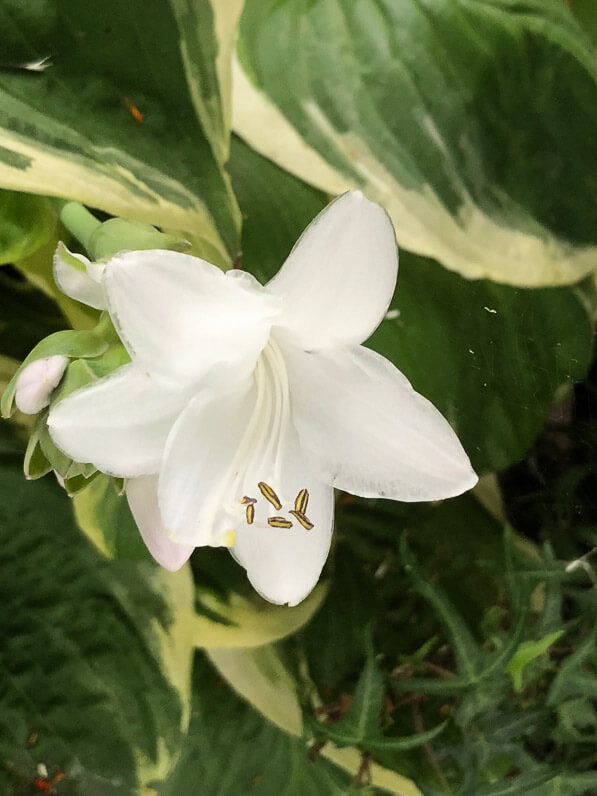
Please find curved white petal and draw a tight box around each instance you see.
[15,355,68,414]
[158,347,334,604]
[126,475,193,570]
[104,250,279,387]
[53,244,106,309]
[231,427,334,606]
[158,383,256,548]
[48,364,190,477]
[285,345,478,502]
[267,192,398,350]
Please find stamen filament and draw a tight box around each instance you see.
[200,338,294,539]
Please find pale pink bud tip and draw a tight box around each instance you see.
[15,355,69,414]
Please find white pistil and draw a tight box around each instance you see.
[265,340,292,486]
[236,339,292,503]
[201,338,294,541]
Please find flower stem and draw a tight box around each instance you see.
[60,202,102,253]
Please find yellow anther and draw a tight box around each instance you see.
[258,481,282,510]
[294,488,309,514]
[289,510,314,530]
[240,495,257,505]
[246,503,255,525]
[267,516,293,529]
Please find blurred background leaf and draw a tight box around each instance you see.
[0,189,55,265]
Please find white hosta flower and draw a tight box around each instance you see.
[48,192,477,605]
[15,355,69,414]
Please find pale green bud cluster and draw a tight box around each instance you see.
[1,205,190,495]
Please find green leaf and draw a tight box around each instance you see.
[474,769,562,796]
[235,0,597,285]
[311,642,448,754]
[0,0,240,263]
[532,772,597,796]
[0,455,194,793]
[554,697,597,744]
[570,0,597,45]
[196,586,329,649]
[368,253,595,473]
[338,493,506,633]
[322,641,385,746]
[548,628,597,705]
[186,648,424,796]
[505,630,564,691]
[299,544,379,695]
[0,189,55,264]
[400,537,480,682]
[23,413,53,480]
[160,652,356,796]
[207,644,303,736]
[367,723,447,755]
[72,473,152,561]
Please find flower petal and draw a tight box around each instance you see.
[231,427,334,606]
[126,475,193,570]
[267,192,398,349]
[104,250,279,386]
[158,382,256,548]
[284,345,478,501]
[48,364,189,477]
[53,244,106,309]
[158,366,334,604]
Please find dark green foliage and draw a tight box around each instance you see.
[0,454,183,795]
[160,653,355,796]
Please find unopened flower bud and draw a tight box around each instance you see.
[15,355,69,414]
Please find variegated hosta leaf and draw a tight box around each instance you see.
[0,0,240,264]
[167,0,245,165]
[227,136,595,475]
[0,458,190,793]
[234,0,597,286]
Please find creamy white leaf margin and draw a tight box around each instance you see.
[231,54,597,287]
[212,0,245,145]
[0,114,229,263]
[133,565,198,787]
[170,0,244,164]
